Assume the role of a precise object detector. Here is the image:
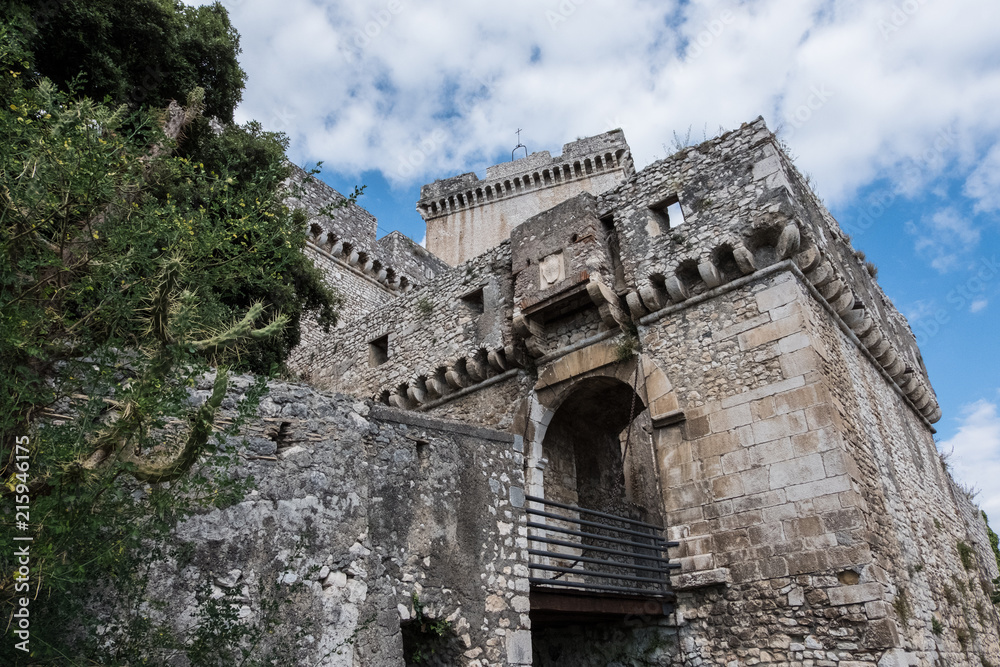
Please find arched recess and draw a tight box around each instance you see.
[522,346,682,523]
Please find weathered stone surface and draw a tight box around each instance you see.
[239,118,984,665]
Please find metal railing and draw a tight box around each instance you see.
[525,495,679,597]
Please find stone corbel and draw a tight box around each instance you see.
[586,277,630,329]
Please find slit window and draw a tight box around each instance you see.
[369,334,389,366]
[649,195,685,230]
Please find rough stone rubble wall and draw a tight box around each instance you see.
[285,244,396,378]
[285,163,378,253]
[309,242,516,405]
[147,378,532,667]
[601,117,941,422]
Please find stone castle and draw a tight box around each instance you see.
[158,118,1000,666]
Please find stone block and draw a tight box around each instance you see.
[748,521,785,545]
[753,412,808,445]
[709,403,753,433]
[750,396,777,421]
[769,454,825,490]
[779,347,820,377]
[697,431,740,458]
[678,553,716,572]
[643,361,673,399]
[660,440,693,468]
[877,648,917,666]
[712,474,745,500]
[760,556,789,579]
[822,449,851,477]
[784,474,852,502]
[721,376,806,409]
[738,312,803,350]
[782,515,825,539]
[827,582,883,606]
[650,392,680,420]
[719,509,762,530]
[712,313,770,342]
[684,415,710,439]
[740,466,770,495]
[713,528,750,552]
[721,448,752,474]
[762,502,798,523]
[864,618,900,649]
[774,384,820,414]
[790,427,840,456]
[683,534,715,556]
[506,630,533,665]
[733,489,786,513]
[663,461,699,488]
[755,280,801,312]
[805,402,840,430]
[671,567,731,589]
[750,437,794,466]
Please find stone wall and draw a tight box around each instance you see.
[602,117,941,422]
[275,117,1000,665]
[639,267,1000,665]
[308,242,517,407]
[147,378,533,666]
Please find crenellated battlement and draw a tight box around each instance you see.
[416,129,634,265]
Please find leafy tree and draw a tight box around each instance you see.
[6,0,246,121]
[0,4,342,661]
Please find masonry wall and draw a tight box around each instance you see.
[419,131,632,266]
[285,243,397,379]
[145,378,533,667]
[642,267,1000,666]
[813,264,1000,664]
[309,243,516,405]
[601,118,939,422]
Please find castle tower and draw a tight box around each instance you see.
[417,129,634,265]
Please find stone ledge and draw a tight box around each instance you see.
[652,409,686,428]
[370,405,515,443]
[672,567,731,590]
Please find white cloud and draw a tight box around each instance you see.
[939,399,1000,516]
[907,208,980,273]
[970,298,988,314]
[965,143,1000,213]
[179,0,1000,204]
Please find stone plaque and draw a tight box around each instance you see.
[538,251,565,289]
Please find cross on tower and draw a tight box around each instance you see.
[512,128,528,161]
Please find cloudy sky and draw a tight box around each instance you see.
[187,0,1000,513]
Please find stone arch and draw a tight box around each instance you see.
[522,345,680,520]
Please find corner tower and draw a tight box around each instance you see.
[417,129,634,265]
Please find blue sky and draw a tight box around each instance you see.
[185,0,1000,512]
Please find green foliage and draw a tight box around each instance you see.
[958,541,976,571]
[10,0,246,121]
[402,593,454,665]
[416,297,434,317]
[615,324,640,362]
[932,617,944,636]
[984,511,1000,572]
[0,5,341,661]
[893,588,910,623]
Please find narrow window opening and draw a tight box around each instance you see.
[369,334,389,366]
[415,439,430,461]
[460,287,485,315]
[649,195,686,230]
[601,215,627,292]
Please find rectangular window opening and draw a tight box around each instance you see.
[460,287,485,315]
[649,195,685,230]
[369,334,389,366]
